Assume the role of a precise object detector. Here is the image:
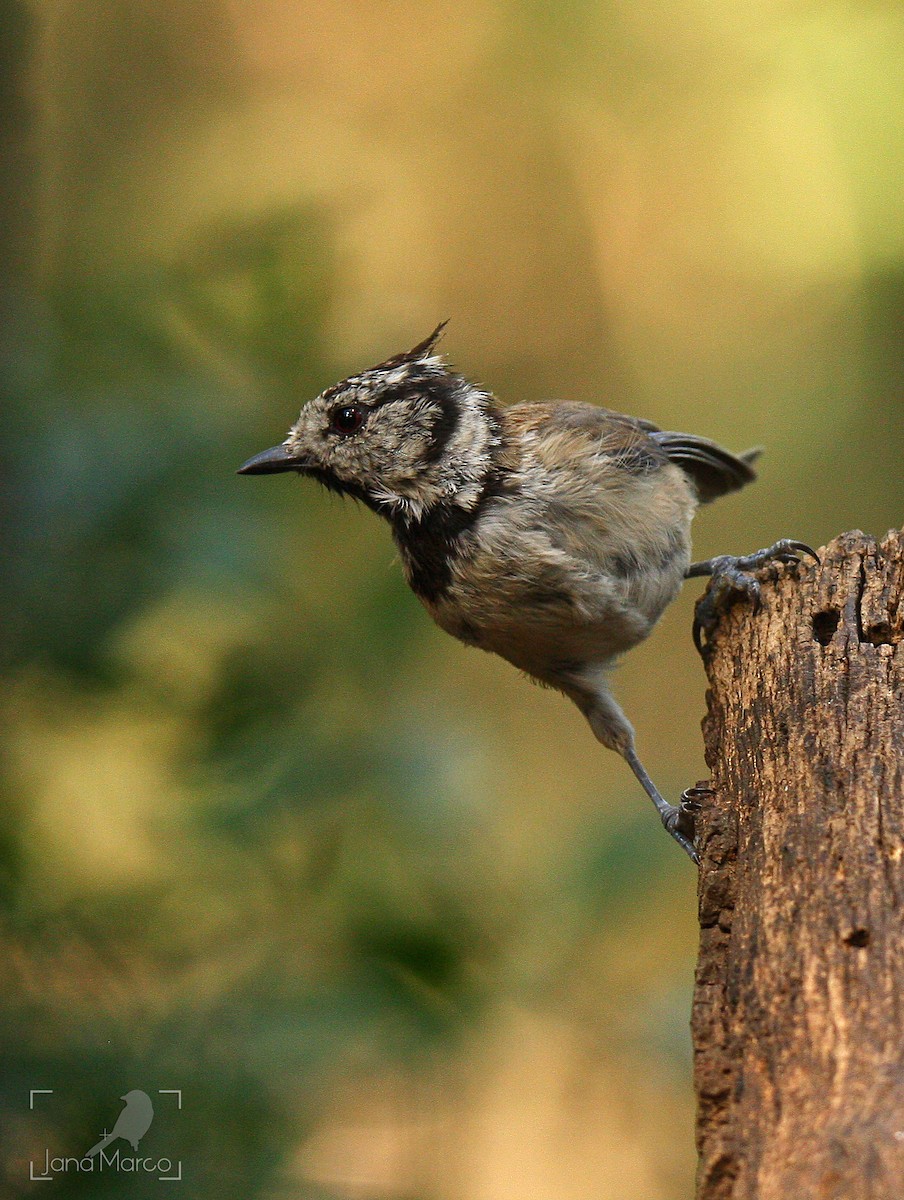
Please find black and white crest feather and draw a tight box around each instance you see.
[368,320,450,374]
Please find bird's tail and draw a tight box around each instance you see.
[86,1133,115,1158]
[652,432,763,504]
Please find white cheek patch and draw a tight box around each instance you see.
[454,400,490,456]
[434,389,496,500]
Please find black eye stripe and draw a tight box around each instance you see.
[368,384,415,408]
[422,395,460,464]
[326,386,409,427]
[325,375,458,437]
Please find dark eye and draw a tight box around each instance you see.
[330,405,364,435]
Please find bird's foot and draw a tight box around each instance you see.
[689,539,819,655]
[661,786,710,864]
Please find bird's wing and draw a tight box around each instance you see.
[502,401,669,481]
[585,404,761,502]
[503,401,758,504]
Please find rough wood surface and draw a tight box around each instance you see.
[692,528,904,1200]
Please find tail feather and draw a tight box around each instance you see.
[86,1133,115,1158]
[652,432,762,503]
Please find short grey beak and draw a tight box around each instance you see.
[237,445,302,475]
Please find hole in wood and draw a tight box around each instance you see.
[864,620,894,646]
[843,927,870,948]
[812,609,840,644]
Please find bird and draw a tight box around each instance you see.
[238,324,815,861]
[85,1090,154,1157]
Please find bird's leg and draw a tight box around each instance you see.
[623,747,701,863]
[686,538,819,655]
[578,682,700,863]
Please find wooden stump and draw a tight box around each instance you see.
[692,528,904,1200]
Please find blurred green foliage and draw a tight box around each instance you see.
[2,200,496,1193]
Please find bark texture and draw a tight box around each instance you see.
[693,528,904,1200]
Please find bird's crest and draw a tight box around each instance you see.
[370,321,450,373]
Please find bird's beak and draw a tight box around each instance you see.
[237,444,306,475]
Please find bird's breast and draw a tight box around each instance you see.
[404,484,690,681]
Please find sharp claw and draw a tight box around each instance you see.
[786,540,820,565]
[692,615,705,657]
[767,539,820,567]
[679,788,708,810]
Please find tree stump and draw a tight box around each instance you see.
[692,528,904,1200]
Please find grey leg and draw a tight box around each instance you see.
[624,747,701,863]
[580,682,701,864]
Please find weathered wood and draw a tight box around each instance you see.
[692,528,904,1200]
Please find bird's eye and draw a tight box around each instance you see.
[330,405,364,435]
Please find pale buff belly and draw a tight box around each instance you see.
[425,555,684,682]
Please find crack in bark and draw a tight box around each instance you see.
[855,555,868,644]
